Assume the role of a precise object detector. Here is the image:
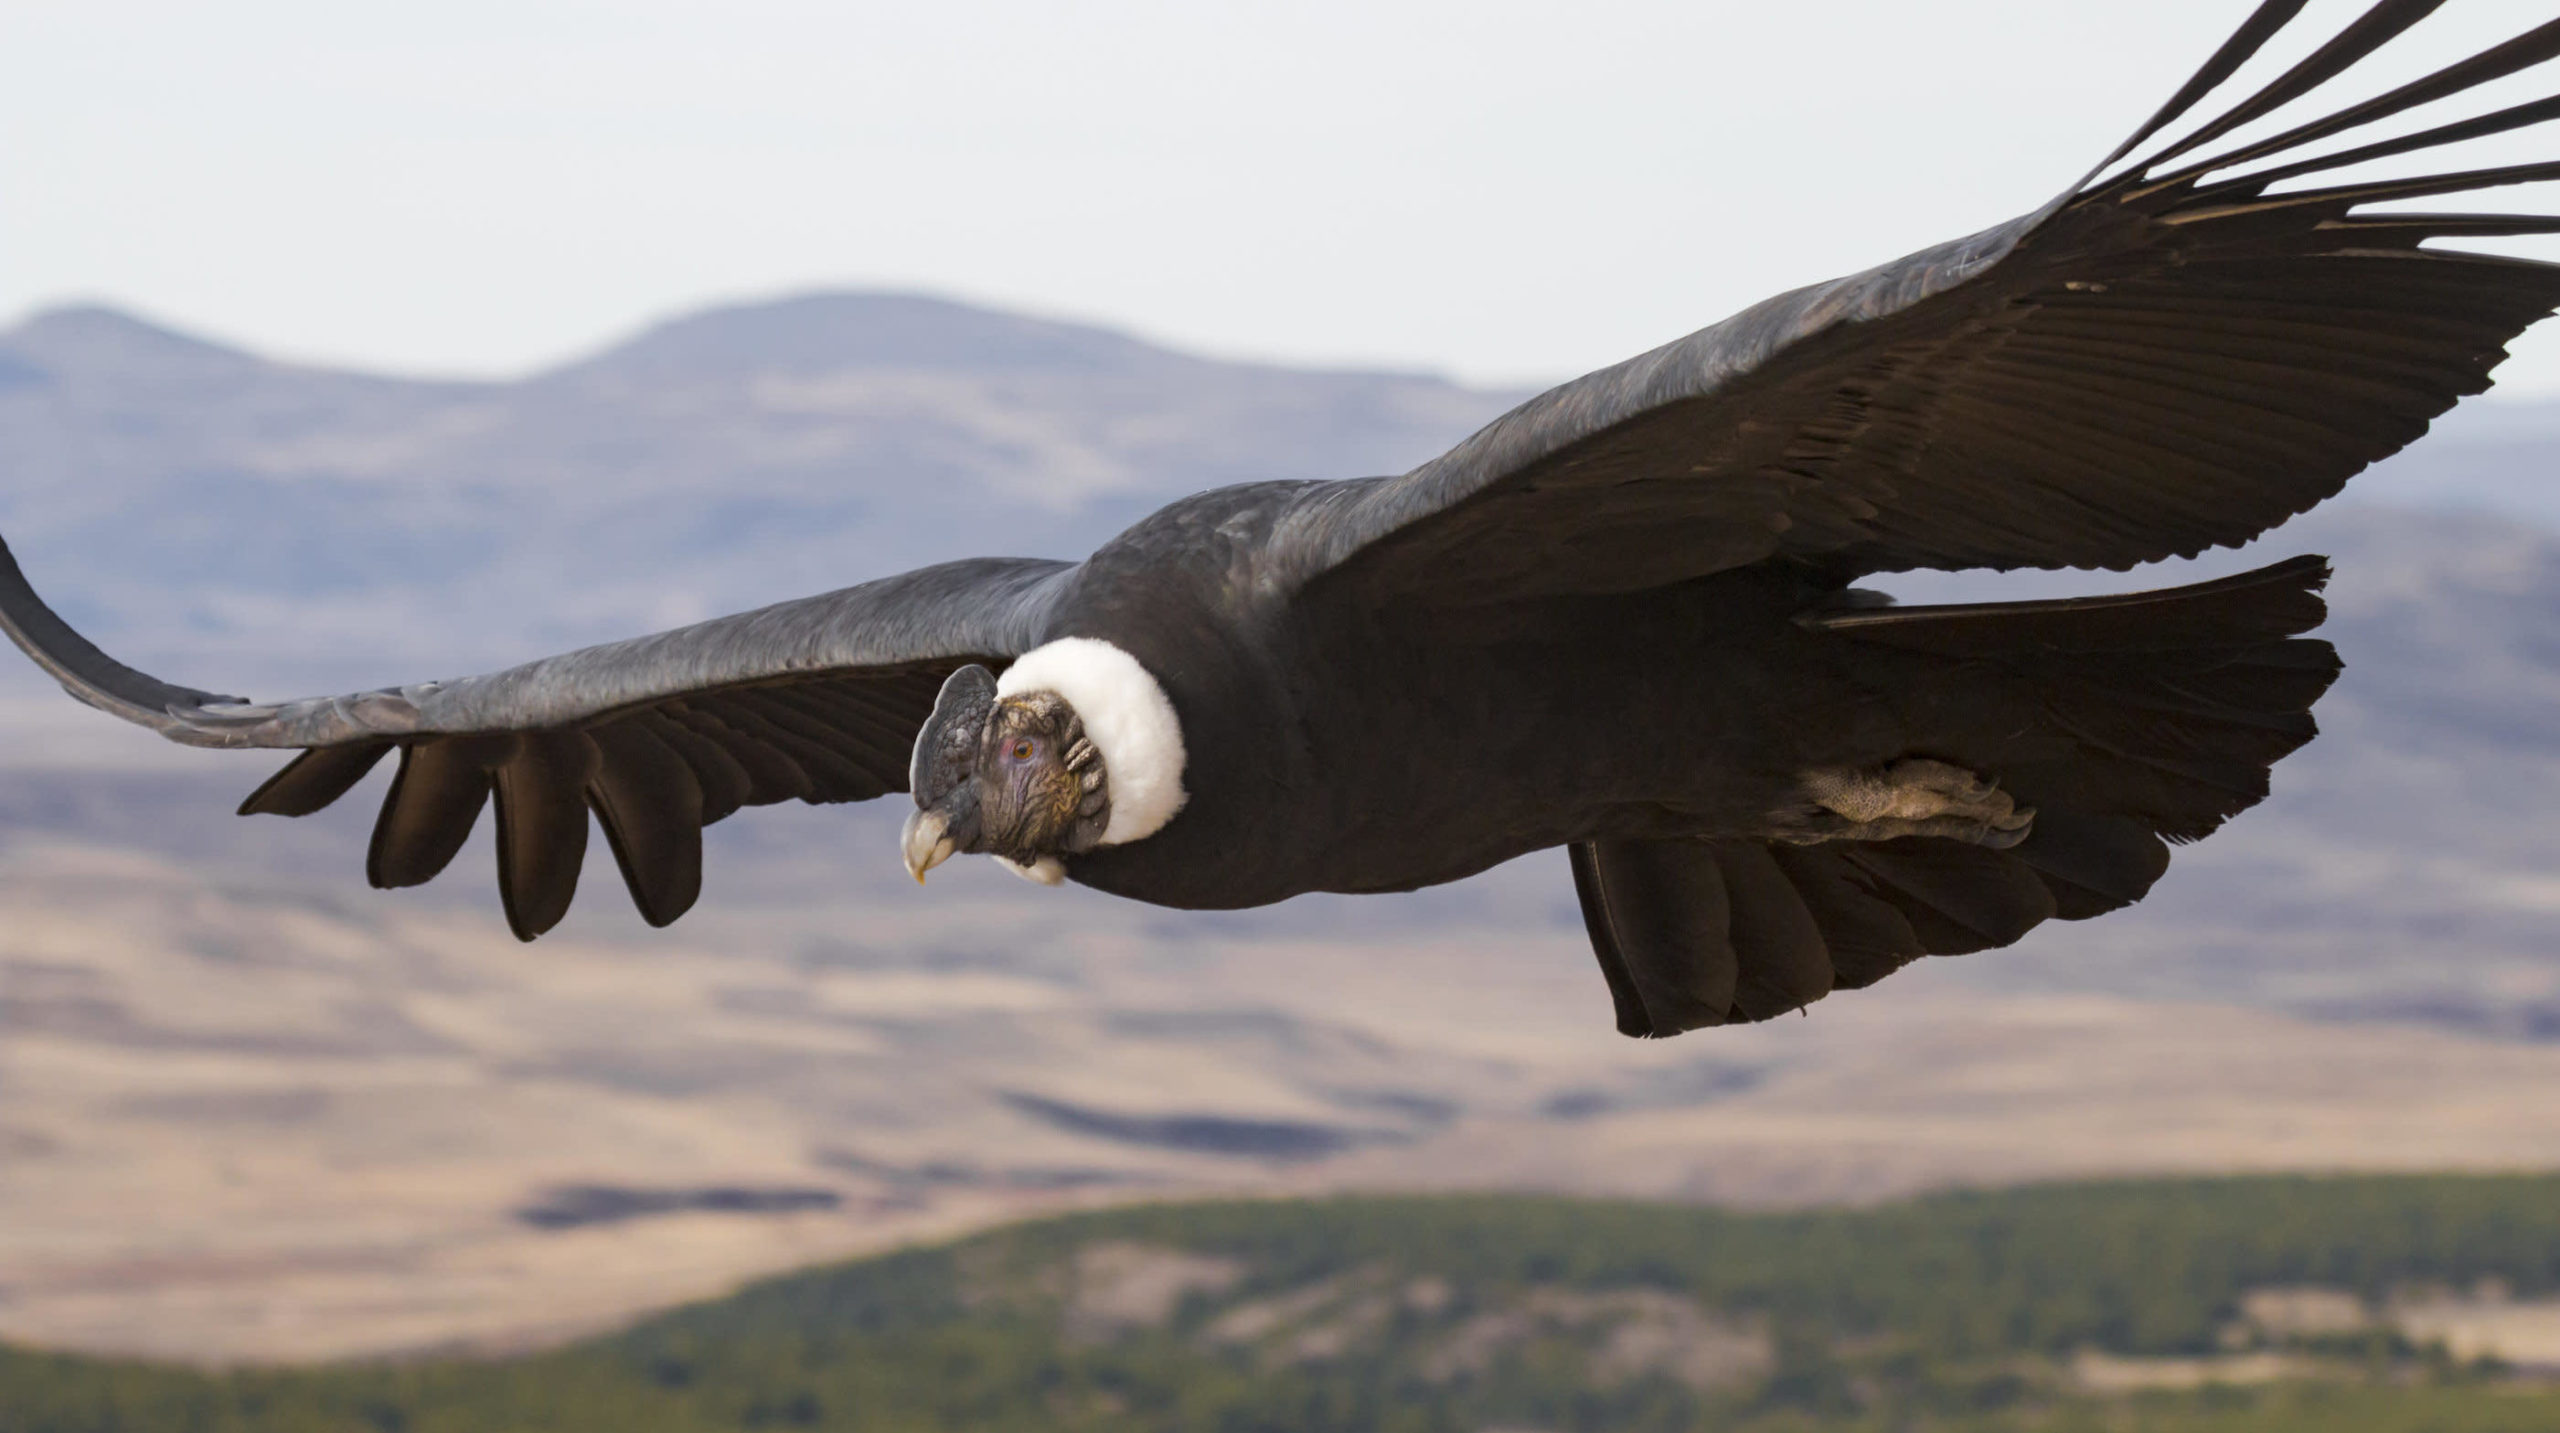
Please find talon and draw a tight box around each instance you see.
[1979,815,2035,849]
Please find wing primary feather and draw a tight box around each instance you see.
[2093,0,2313,177]
[2133,0,2449,176]
[2145,23,2560,195]
[586,721,706,928]
[237,743,392,817]
[2176,89,2560,200]
[491,731,600,941]
[368,737,514,889]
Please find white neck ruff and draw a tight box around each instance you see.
[995,637,1188,847]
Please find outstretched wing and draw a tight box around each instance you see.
[1273,0,2560,605]
[0,538,1070,938]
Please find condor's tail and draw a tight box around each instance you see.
[1573,554,2338,1038]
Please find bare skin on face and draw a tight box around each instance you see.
[977,691,1111,865]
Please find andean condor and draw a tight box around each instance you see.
[9,0,2560,1037]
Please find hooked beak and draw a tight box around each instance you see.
[901,807,956,884]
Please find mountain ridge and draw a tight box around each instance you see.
[0,290,1466,391]
[0,291,1522,693]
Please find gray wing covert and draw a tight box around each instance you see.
[0,539,1070,938]
[1270,0,2560,605]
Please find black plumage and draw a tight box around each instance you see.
[2,1,2553,1036]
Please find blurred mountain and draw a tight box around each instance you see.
[0,294,1515,691]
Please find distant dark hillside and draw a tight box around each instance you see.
[9,1176,2560,1432]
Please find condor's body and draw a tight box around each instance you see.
[1053,484,1869,910]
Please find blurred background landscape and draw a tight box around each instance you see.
[3,293,2560,1430]
[15,0,2560,1424]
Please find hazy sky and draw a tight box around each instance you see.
[7,0,2560,389]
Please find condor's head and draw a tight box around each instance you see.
[900,638,1188,887]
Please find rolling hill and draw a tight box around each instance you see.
[9,1176,2560,1432]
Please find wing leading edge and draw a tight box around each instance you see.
[0,538,1071,937]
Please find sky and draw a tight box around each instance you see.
[7,0,2560,390]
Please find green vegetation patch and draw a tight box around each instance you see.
[9,1173,2560,1432]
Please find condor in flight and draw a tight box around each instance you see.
[8,0,2560,1037]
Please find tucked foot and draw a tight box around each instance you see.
[1788,759,2035,848]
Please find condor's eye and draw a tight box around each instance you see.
[1008,738,1039,763]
